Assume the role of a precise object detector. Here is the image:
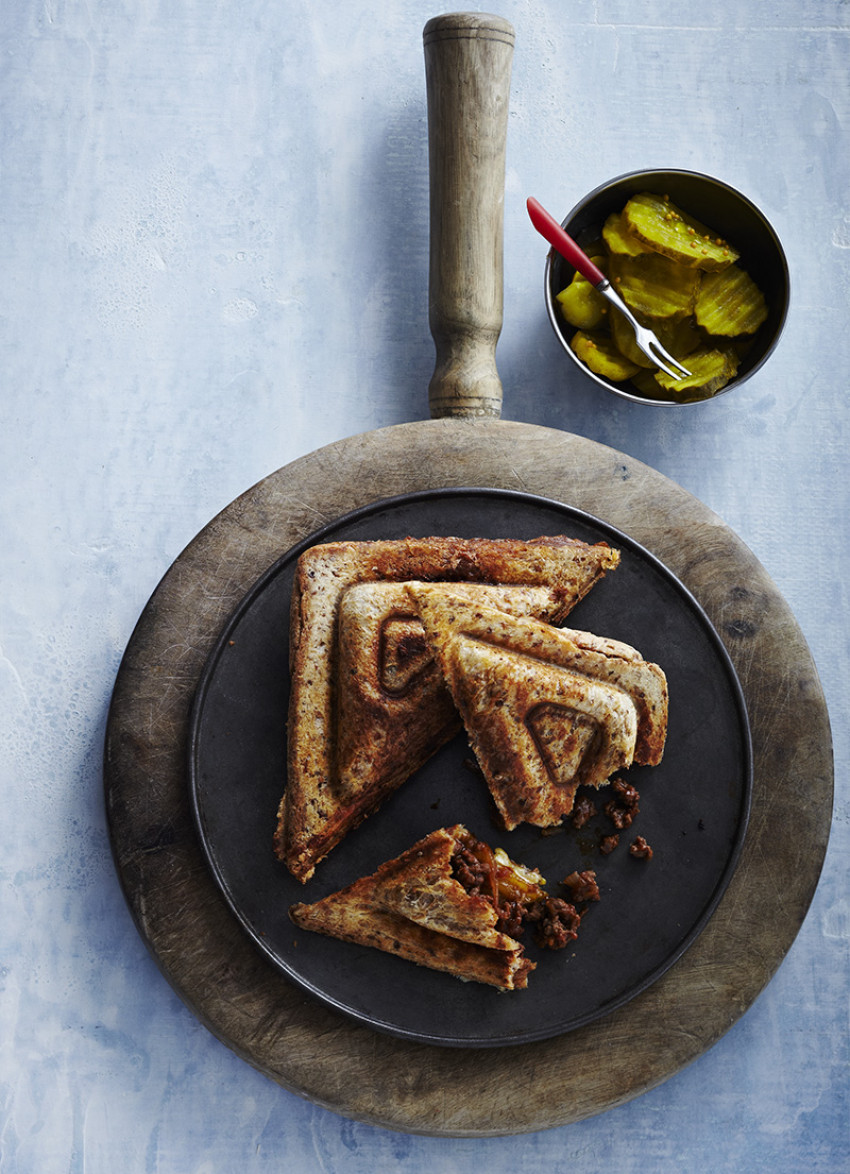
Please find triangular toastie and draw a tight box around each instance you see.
[277,535,620,881]
[408,585,668,830]
[334,581,589,825]
[289,824,553,989]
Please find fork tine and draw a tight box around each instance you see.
[595,279,692,381]
[646,338,691,381]
[590,275,692,381]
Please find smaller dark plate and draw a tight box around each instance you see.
[188,488,752,1048]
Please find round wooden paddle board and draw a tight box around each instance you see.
[104,414,833,1136]
[104,16,831,1135]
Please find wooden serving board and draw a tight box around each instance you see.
[103,16,832,1136]
[105,417,832,1136]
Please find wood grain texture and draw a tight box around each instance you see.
[103,416,833,1137]
[425,14,514,419]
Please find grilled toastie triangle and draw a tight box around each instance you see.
[289,824,542,990]
[277,535,620,882]
[334,581,587,813]
[408,584,668,830]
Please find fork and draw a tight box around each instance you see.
[527,197,692,382]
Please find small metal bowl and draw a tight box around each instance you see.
[544,169,790,404]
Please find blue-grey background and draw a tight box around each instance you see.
[1,1,847,1170]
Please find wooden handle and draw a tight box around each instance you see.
[423,13,515,419]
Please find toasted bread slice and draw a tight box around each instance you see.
[409,586,668,829]
[334,582,584,822]
[278,535,620,881]
[289,824,545,989]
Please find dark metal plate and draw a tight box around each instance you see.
[188,488,752,1048]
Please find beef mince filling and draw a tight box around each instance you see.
[564,869,601,903]
[451,838,498,904]
[604,776,641,830]
[450,832,590,952]
[525,898,583,950]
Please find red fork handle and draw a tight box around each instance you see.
[527,196,606,287]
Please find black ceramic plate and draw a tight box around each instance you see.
[189,488,752,1048]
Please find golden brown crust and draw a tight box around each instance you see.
[289,825,536,990]
[290,901,535,990]
[278,536,620,881]
[334,583,585,818]
[408,586,667,830]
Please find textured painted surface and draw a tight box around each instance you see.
[1,0,847,1170]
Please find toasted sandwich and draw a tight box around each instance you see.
[277,535,620,881]
[290,824,554,989]
[408,585,668,829]
[334,582,590,829]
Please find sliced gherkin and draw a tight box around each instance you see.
[653,346,740,399]
[556,265,608,330]
[609,310,656,368]
[609,307,702,371]
[624,192,740,271]
[695,264,768,336]
[629,368,669,400]
[609,252,700,320]
[569,331,640,382]
[602,211,650,257]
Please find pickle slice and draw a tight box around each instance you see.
[624,192,740,271]
[609,307,702,370]
[570,331,640,382]
[629,369,670,400]
[653,346,739,399]
[609,252,700,320]
[602,211,650,257]
[556,267,608,330]
[654,314,703,358]
[695,264,768,336]
[609,309,656,368]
